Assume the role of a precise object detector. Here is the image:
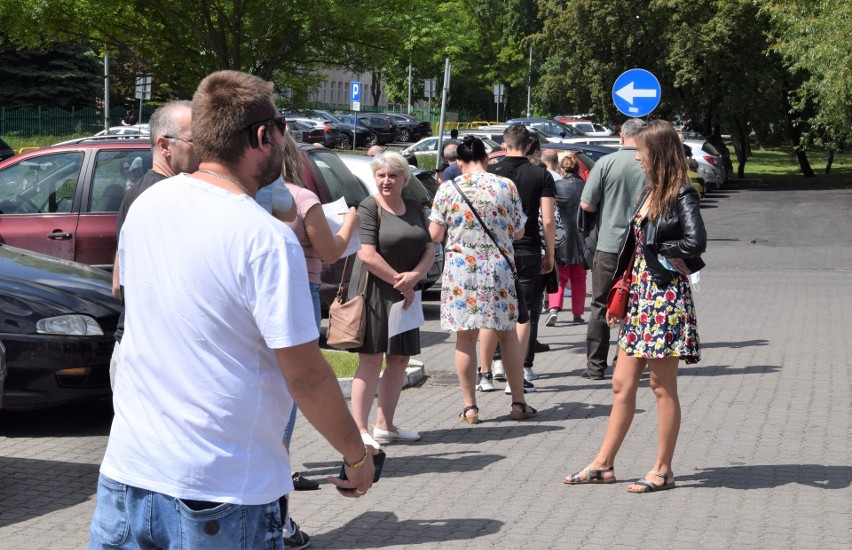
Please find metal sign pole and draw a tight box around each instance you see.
[435,59,451,170]
[104,54,110,130]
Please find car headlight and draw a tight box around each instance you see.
[36,315,104,336]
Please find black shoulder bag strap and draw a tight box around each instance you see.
[450,180,517,280]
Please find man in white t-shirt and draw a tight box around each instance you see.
[90,70,374,549]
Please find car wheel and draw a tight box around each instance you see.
[337,134,351,149]
[367,132,379,147]
[399,128,411,142]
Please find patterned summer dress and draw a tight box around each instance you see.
[618,212,701,363]
[429,171,526,331]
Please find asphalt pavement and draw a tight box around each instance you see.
[1,178,850,549]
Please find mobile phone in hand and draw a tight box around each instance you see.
[338,450,386,493]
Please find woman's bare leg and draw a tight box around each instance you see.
[375,354,410,432]
[590,348,645,469]
[455,329,479,418]
[352,353,383,433]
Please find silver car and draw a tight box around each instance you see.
[683,139,725,189]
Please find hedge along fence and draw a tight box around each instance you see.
[0,106,155,137]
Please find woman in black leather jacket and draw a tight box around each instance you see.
[564,120,706,493]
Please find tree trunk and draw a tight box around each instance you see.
[825,149,834,174]
[731,116,749,179]
[782,90,815,177]
[371,72,382,108]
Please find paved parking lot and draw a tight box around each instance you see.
[1,179,850,549]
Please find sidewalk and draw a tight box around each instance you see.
[0,180,850,549]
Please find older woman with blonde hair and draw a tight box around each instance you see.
[348,152,434,449]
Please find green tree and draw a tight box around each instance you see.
[0,39,102,109]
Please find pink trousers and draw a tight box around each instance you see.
[547,264,587,316]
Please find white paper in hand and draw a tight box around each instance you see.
[321,197,361,257]
[387,291,425,338]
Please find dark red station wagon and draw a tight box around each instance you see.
[0,136,152,269]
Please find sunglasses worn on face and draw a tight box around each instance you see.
[244,115,287,137]
[164,135,193,144]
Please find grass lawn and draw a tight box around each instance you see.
[741,147,852,181]
[322,348,363,378]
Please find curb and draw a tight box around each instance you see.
[337,359,425,400]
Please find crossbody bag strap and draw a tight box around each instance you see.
[451,180,517,279]
[336,199,381,300]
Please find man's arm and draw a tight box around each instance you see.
[275,343,375,497]
[112,252,122,298]
[580,201,598,212]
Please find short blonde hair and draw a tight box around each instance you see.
[370,151,411,181]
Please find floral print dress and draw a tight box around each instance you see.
[619,212,701,363]
[429,171,526,331]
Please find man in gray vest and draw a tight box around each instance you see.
[580,118,647,380]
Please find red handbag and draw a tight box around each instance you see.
[606,251,635,320]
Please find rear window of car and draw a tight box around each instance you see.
[308,149,367,207]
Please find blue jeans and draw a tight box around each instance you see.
[283,282,321,447]
[90,475,286,549]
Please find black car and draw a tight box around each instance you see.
[383,113,431,142]
[0,244,120,410]
[286,118,326,145]
[290,110,371,149]
[340,114,400,146]
[0,137,14,161]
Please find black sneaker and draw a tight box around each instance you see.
[292,472,320,491]
[284,517,311,549]
[581,371,605,380]
[534,340,550,352]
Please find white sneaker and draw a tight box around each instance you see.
[476,372,495,392]
[361,432,382,450]
[524,367,540,381]
[544,309,558,327]
[492,359,506,381]
[504,379,536,394]
[373,426,420,441]
[564,288,572,297]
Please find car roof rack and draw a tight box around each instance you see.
[51,134,151,147]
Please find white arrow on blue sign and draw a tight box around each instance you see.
[351,81,361,102]
[612,69,661,117]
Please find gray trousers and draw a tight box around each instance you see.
[586,250,619,375]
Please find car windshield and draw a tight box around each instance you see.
[307,149,366,207]
[573,123,595,133]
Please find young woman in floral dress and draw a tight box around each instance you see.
[429,136,537,423]
[564,120,706,493]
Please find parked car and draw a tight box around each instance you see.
[287,117,341,148]
[560,136,621,148]
[683,138,725,190]
[337,153,444,289]
[289,110,371,149]
[383,113,431,142]
[401,135,501,167]
[0,137,14,161]
[286,118,325,145]
[339,114,400,146]
[297,145,370,310]
[681,132,733,181]
[488,142,612,180]
[0,244,120,410]
[0,135,152,269]
[505,117,586,143]
[477,124,554,145]
[94,125,150,136]
[554,118,613,137]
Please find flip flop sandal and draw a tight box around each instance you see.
[510,401,537,420]
[626,470,676,493]
[563,465,617,484]
[459,405,480,424]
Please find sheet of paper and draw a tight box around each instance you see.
[321,196,361,257]
[387,291,425,338]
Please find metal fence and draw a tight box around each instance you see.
[0,106,154,137]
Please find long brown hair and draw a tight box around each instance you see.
[635,120,688,221]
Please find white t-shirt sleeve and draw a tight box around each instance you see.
[245,239,319,349]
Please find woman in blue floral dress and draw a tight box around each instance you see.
[430,136,537,424]
[564,120,706,493]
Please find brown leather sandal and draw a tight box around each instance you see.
[510,401,537,420]
[459,405,480,424]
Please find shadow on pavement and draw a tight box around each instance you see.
[0,400,113,438]
[679,364,781,376]
[311,511,502,548]
[679,464,851,490]
[0,457,99,528]
[305,451,506,480]
[701,339,769,349]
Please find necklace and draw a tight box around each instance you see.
[199,169,251,196]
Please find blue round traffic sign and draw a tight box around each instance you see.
[612,69,661,117]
